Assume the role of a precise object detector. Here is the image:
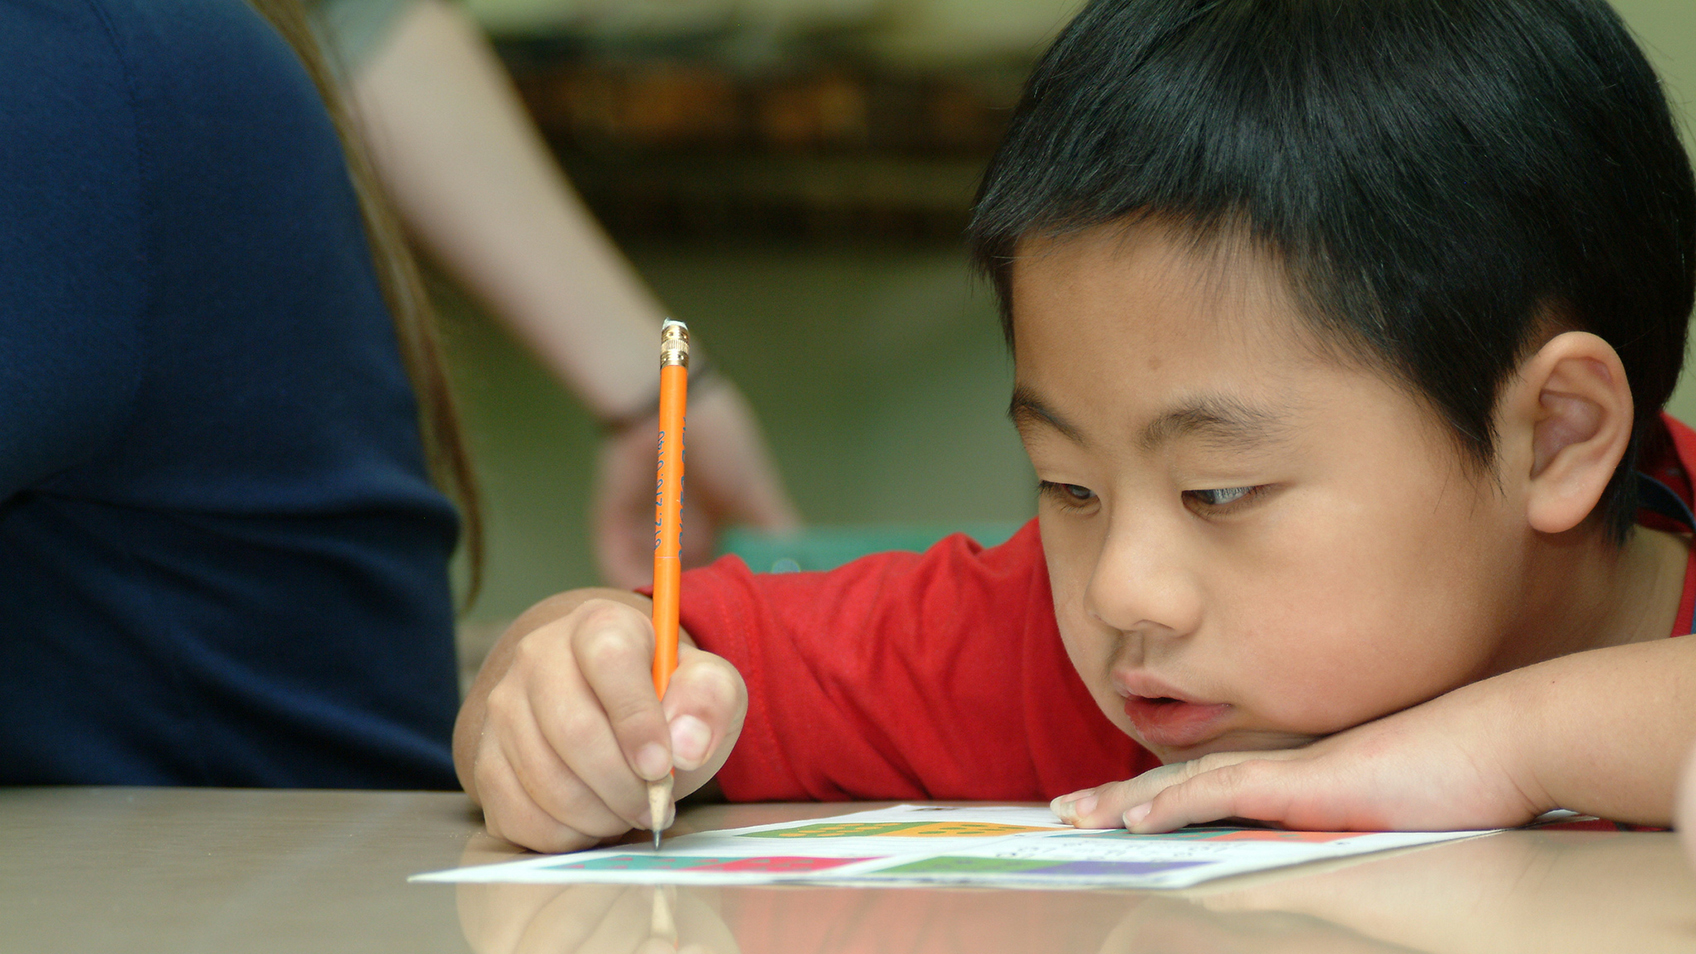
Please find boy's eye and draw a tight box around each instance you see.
[1038,481,1097,508]
[1184,486,1264,511]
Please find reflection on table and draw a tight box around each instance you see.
[3,788,1692,954]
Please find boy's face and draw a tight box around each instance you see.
[1010,222,1533,764]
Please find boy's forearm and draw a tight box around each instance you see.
[1505,633,1696,825]
[452,588,655,801]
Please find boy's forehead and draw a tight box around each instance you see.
[1016,220,1294,301]
[1007,221,1312,362]
[1004,220,1455,455]
[1006,227,1305,451]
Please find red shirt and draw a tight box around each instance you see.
[680,415,1696,803]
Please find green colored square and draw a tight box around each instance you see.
[875,856,1057,874]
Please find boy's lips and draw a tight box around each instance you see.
[1122,696,1233,749]
[1115,673,1232,749]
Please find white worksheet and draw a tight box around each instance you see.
[413,805,1496,890]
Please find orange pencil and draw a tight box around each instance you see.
[648,318,688,849]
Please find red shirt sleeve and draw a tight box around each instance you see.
[677,520,1157,802]
[1649,413,1696,635]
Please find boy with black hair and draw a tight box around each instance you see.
[457,0,1696,852]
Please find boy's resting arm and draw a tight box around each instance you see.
[1063,633,1696,832]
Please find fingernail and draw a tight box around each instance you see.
[1051,792,1098,823]
[635,742,670,781]
[670,715,710,769]
[1051,787,1096,814]
[1123,802,1152,830]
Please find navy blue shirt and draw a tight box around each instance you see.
[0,0,460,787]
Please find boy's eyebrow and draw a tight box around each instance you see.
[1008,386,1086,444]
[1139,396,1290,452]
[1010,385,1290,451]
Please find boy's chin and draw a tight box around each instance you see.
[1147,729,1322,764]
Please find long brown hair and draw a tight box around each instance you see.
[245,0,483,606]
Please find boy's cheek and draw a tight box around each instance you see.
[1035,507,1455,742]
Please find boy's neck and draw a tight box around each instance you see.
[1505,525,1690,671]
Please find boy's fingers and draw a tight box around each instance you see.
[1128,759,1304,834]
[1053,760,1207,828]
[472,738,600,854]
[497,615,658,831]
[493,683,639,837]
[1054,751,1301,829]
[568,600,672,782]
[523,668,662,831]
[663,647,747,773]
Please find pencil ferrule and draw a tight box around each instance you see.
[659,319,690,367]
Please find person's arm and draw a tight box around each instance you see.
[345,0,798,586]
[1057,634,1696,832]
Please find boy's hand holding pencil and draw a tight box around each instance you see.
[454,319,748,854]
[452,591,748,854]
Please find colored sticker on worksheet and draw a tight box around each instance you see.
[704,857,871,873]
[878,857,1208,877]
[1079,828,1359,844]
[741,821,1055,839]
[544,855,869,873]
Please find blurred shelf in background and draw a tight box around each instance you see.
[496,40,1028,240]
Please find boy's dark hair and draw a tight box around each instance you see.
[970,0,1695,539]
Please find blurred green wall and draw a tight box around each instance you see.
[1622,0,1696,423]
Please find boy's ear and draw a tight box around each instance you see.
[1500,331,1634,535]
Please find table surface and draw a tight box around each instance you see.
[3,787,1692,954]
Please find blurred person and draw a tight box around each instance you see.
[0,0,478,787]
[313,0,801,588]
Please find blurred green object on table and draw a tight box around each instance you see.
[719,522,1023,574]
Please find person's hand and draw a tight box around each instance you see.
[594,381,800,590]
[457,591,747,853]
[1053,680,1545,833]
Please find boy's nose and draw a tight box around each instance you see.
[1084,514,1203,646]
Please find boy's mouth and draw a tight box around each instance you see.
[1122,695,1233,749]
[1113,671,1233,749]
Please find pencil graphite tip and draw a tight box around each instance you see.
[653,828,662,851]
